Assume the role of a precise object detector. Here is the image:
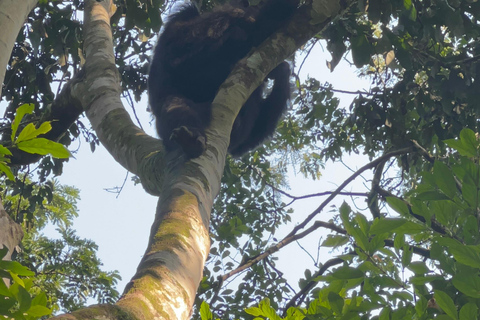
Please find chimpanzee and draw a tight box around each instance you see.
[148,0,297,158]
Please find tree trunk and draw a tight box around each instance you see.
[0,0,38,85]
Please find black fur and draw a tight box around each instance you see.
[148,0,296,158]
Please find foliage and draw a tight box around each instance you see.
[201,129,480,318]
[19,228,121,313]
[4,180,121,313]
[0,247,52,320]
[6,0,480,319]
[11,104,70,159]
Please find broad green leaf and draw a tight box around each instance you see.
[459,303,477,320]
[12,285,31,313]
[244,306,263,316]
[17,138,70,158]
[394,233,405,249]
[401,245,412,268]
[200,301,213,320]
[433,161,457,199]
[386,197,409,216]
[434,290,458,320]
[460,128,478,154]
[327,292,344,315]
[370,218,406,235]
[31,292,47,307]
[16,123,36,143]
[11,104,34,141]
[403,0,412,10]
[379,307,390,320]
[0,261,35,276]
[0,277,10,296]
[450,246,480,269]
[351,34,373,67]
[340,204,369,251]
[395,221,427,234]
[0,145,12,156]
[16,122,52,143]
[354,213,369,235]
[415,295,427,316]
[410,275,444,285]
[407,261,430,275]
[0,162,14,181]
[452,274,480,298]
[415,190,450,201]
[432,201,458,227]
[330,266,364,280]
[25,305,52,318]
[322,235,349,247]
[9,273,24,287]
[259,299,282,320]
[436,238,480,268]
[444,129,478,157]
[462,175,478,208]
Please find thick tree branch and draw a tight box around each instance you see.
[0,0,38,86]
[76,0,168,195]
[209,0,355,157]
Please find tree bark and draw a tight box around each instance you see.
[0,0,38,86]
[0,200,23,287]
[50,0,354,318]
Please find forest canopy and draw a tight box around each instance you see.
[2,0,480,319]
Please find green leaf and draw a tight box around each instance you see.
[11,104,34,141]
[452,274,480,299]
[444,129,478,157]
[327,292,344,315]
[0,276,11,296]
[394,233,405,249]
[13,285,31,313]
[0,261,35,276]
[25,305,52,318]
[0,162,14,181]
[370,218,406,235]
[31,292,47,307]
[340,203,369,251]
[434,290,458,320]
[322,235,349,247]
[415,190,450,201]
[16,123,36,143]
[259,299,282,320]
[448,244,480,269]
[435,237,480,268]
[16,122,52,143]
[351,34,373,67]
[330,266,364,280]
[459,303,478,320]
[395,221,427,234]
[410,275,443,285]
[403,0,412,10]
[415,295,427,316]
[433,161,457,199]
[17,138,70,158]
[385,197,409,216]
[462,175,478,208]
[401,245,413,268]
[407,261,430,275]
[199,301,213,320]
[244,306,263,316]
[354,213,369,234]
[0,145,12,157]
